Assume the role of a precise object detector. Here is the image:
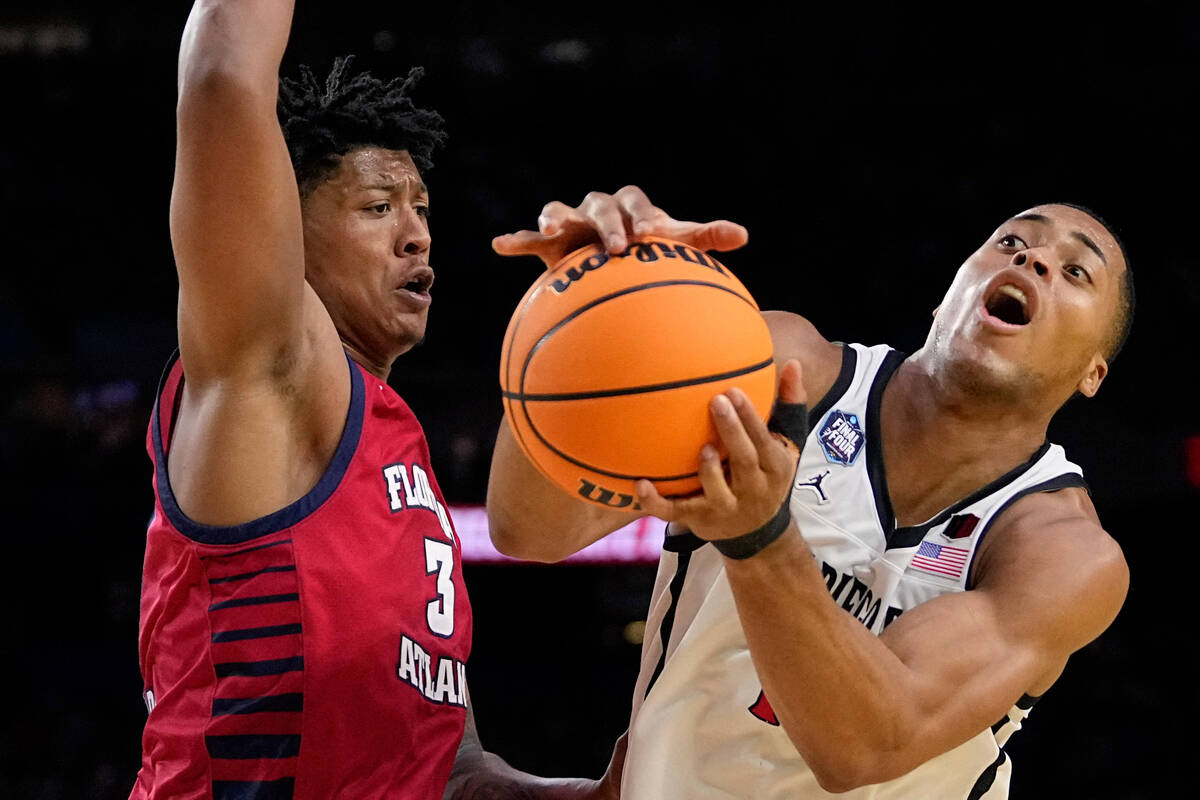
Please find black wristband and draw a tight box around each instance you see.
[768,400,809,447]
[711,492,793,560]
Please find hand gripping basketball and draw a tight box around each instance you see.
[709,375,809,559]
[636,360,807,553]
[492,185,749,269]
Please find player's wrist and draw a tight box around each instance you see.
[711,492,793,560]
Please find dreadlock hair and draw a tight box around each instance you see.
[278,56,447,198]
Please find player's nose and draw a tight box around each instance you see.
[1011,249,1052,280]
[396,211,431,256]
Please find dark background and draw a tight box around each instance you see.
[2,2,1197,797]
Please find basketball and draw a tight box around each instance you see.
[500,236,776,509]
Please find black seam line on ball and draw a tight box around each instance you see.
[519,279,759,398]
[510,277,764,483]
[502,357,775,402]
[502,278,754,474]
[512,360,775,482]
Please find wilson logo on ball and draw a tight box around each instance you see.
[550,241,729,295]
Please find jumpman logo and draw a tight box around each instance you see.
[796,470,831,504]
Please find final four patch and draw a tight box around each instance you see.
[819,410,865,466]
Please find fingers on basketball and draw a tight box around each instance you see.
[696,444,737,512]
[540,200,591,235]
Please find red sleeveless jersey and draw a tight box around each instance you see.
[131,353,472,800]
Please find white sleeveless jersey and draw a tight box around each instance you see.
[621,343,1087,800]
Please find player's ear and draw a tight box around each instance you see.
[1076,353,1108,398]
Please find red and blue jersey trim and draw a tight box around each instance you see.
[149,351,365,546]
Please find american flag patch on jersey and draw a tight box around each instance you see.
[911,541,970,580]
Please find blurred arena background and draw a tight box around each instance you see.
[2,2,1197,797]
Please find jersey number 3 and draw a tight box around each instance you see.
[424,538,456,638]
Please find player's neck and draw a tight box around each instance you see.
[880,359,1053,527]
[343,340,393,381]
[902,348,1062,430]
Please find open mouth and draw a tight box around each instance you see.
[984,284,1030,326]
[398,268,434,294]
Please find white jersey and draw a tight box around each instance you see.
[621,343,1087,800]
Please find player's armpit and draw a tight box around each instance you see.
[723,491,1127,792]
[486,420,637,562]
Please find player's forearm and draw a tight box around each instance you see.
[487,420,634,562]
[445,703,603,800]
[723,523,928,791]
[179,0,294,95]
[171,0,310,379]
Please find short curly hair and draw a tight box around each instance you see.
[277,56,447,197]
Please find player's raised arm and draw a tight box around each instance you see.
[171,0,308,381]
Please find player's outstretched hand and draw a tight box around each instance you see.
[636,360,805,543]
[492,185,748,269]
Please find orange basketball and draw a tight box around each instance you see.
[500,236,776,510]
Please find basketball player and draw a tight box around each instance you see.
[488,188,1131,797]
[133,2,635,798]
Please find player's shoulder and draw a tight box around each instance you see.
[975,487,1128,626]
[762,310,844,407]
[986,485,1114,550]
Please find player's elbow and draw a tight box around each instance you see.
[487,520,538,561]
[177,60,274,115]
[177,8,277,107]
[487,511,570,563]
[804,747,902,794]
[785,725,910,793]
[808,759,874,795]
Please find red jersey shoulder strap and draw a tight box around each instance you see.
[149,350,365,545]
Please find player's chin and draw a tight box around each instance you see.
[954,321,1031,359]
[948,347,1034,399]
[393,316,429,352]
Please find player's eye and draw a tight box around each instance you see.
[1065,264,1091,282]
[415,205,430,218]
[998,234,1027,250]
[368,202,391,214]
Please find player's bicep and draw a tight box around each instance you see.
[879,504,1127,761]
[171,66,307,382]
[877,587,1046,757]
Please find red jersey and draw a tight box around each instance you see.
[131,353,472,800]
